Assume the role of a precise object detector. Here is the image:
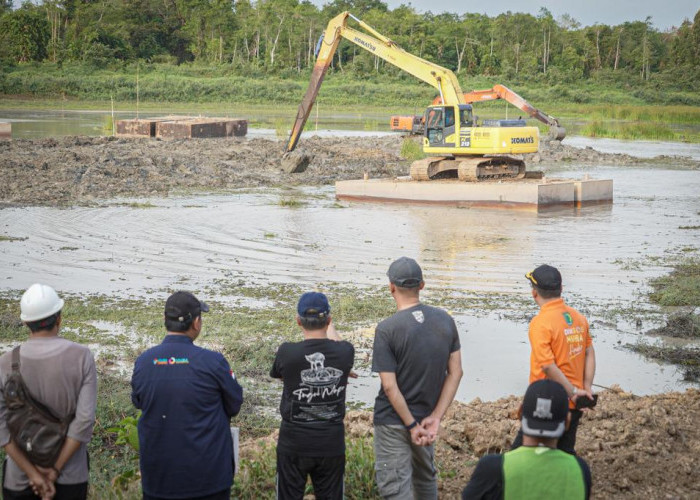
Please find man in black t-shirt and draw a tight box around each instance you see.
[372,257,463,499]
[270,292,355,500]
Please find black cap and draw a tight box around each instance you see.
[164,291,209,323]
[297,292,330,318]
[521,380,569,438]
[387,257,423,288]
[525,265,562,291]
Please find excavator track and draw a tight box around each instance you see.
[410,156,525,182]
[409,157,452,180]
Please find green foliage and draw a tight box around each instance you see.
[0,2,698,92]
[649,258,700,307]
[581,120,678,141]
[345,437,380,499]
[0,3,50,63]
[231,437,380,499]
[107,415,140,452]
[399,137,425,161]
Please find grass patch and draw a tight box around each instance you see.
[0,235,28,242]
[278,198,307,208]
[649,257,700,307]
[264,232,276,238]
[399,137,425,161]
[679,226,700,230]
[232,437,379,499]
[581,120,679,141]
[119,202,157,209]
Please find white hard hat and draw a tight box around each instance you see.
[20,284,65,322]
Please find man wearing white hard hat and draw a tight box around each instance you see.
[0,284,97,500]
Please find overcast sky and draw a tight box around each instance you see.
[324,0,698,31]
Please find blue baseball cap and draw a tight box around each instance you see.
[297,292,330,318]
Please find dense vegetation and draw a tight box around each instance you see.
[1,0,699,92]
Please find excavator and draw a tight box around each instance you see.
[284,12,546,182]
[390,84,566,141]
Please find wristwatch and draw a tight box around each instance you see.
[571,387,578,398]
[405,421,418,431]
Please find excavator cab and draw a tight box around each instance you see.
[424,104,474,149]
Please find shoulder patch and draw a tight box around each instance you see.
[412,310,425,323]
[563,312,574,326]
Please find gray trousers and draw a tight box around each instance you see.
[373,425,437,500]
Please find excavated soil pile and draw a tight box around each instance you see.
[2,135,695,206]
[241,388,700,499]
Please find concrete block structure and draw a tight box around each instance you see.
[155,118,247,139]
[335,176,613,211]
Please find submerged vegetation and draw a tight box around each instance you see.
[634,256,700,381]
[649,258,700,307]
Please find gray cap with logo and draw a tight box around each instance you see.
[387,257,423,288]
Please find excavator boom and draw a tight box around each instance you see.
[431,84,565,140]
[285,12,465,153]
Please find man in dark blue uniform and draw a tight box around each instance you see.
[131,291,243,500]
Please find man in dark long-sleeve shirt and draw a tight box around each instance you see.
[131,291,243,500]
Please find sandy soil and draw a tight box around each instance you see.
[2,135,696,206]
[242,387,700,499]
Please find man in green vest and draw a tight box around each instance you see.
[462,380,591,500]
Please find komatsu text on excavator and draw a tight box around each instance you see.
[285,12,546,181]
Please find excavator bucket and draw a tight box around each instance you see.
[548,125,567,141]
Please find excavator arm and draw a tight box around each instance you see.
[431,84,566,140]
[285,11,465,153]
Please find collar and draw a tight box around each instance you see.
[540,298,565,312]
[162,335,194,344]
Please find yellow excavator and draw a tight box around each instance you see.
[285,12,546,181]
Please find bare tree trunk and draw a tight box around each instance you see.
[456,35,468,74]
[614,29,621,70]
[307,26,313,67]
[595,29,601,69]
[269,15,285,66]
[515,41,520,74]
[543,28,547,74]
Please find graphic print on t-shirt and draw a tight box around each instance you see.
[292,352,346,423]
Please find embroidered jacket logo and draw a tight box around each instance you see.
[563,312,574,326]
[412,311,425,323]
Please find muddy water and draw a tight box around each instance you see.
[563,136,700,160]
[1,164,699,401]
[346,313,696,406]
[4,109,700,160]
[0,109,393,138]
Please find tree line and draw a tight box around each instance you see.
[1,0,699,89]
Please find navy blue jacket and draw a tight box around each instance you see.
[131,335,243,498]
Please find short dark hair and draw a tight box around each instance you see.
[533,285,561,299]
[299,315,330,331]
[164,314,198,333]
[26,312,60,333]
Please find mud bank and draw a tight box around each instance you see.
[241,388,700,499]
[1,135,697,206]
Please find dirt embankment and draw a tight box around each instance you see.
[242,388,700,499]
[2,135,695,206]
